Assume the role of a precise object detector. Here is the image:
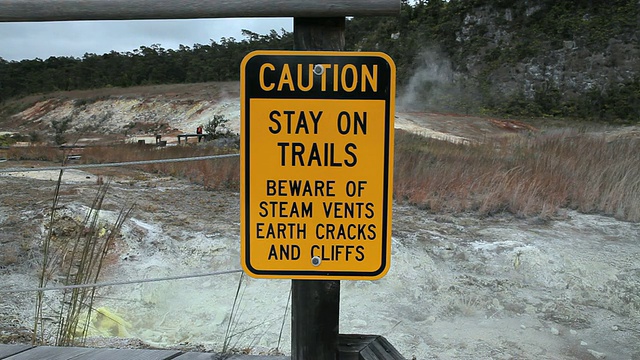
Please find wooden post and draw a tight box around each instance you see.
[292,280,340,360]
[291,17,344,360]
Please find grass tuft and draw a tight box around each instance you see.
[33,171,134,346]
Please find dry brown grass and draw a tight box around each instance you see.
[7,129,639,222]
[4,143,239,191]
[7,146,65,162]
[394,129,640,221]
[80,144,240,191]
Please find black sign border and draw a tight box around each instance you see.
[241,51,394,279]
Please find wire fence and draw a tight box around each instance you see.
[0,153,240,173]
[1,152,245,293]
[0,269,244,294]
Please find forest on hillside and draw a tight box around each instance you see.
[1,0,638,121]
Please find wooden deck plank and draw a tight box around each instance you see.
[360,336,405,360]
[169,354,218,360]
[0,345,33,359]
[0,346,290,360]
[173,354,288,360]
[338,334,376,359]
[2,346,181,360]
[1,335,405,360]
[222,356,288,360]
[338,334,405,360]
[70,347,182,360]
[3,346,93,360]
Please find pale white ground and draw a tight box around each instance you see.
[1,170,639,359]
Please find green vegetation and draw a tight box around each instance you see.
[204,115,236,140]
[345,0,639,122]
[51,117,73,145]
[0,30,292,101]
[0,133,16,146]
[0,132,32,146]
[0,1,638,121]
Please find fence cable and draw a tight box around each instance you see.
[0,269,244,294]
[0,153,239,173]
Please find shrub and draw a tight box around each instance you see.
[51,117,73,145]
[204,115,236,140]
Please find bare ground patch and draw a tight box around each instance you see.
[0,162,638,359]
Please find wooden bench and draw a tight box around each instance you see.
[177,134,206,144]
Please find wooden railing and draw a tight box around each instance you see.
[0,0,399,22]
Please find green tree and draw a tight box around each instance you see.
[204,115,234,140]
[51,117,73,145]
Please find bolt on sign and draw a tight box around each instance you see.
[240,50,395,280]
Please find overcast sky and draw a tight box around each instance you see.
[0,18,292,61]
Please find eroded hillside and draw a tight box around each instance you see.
[1,81,545,148]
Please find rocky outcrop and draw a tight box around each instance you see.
[460,1,638,99]
[9,94,241,137]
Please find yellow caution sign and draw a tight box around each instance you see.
[241,51,395,280]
